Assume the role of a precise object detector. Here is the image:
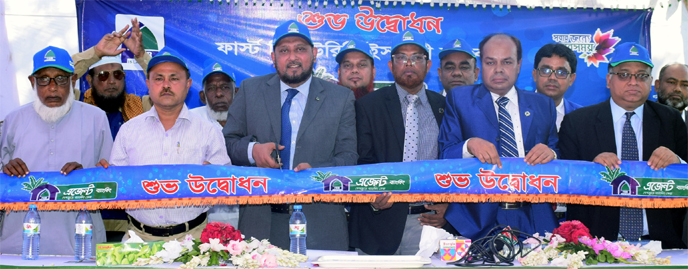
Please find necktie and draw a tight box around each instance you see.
[402,94,419,162]
[618,111,643,241]
[497,97,518,157]
[280,89,299,169]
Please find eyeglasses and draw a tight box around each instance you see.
[97,70,125,82]
[537,68,570,79]
[609,72,651,82]
[33,75,70,86]
[442,65,473,74]
[392,54,426,66]
[341,62,371,71]
[205,85,234,94]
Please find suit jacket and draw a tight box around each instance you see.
[563,98,583,115]
[439,84,559,239]
[349,85,446,255]
[559,99,688,249]
[223,73,357,250]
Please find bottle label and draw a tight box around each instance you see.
[23,223,40,234]
[289,224,306,235]
[75,224,93,235]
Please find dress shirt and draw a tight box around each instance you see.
[556,99,566,131]
[247,76,312,169]
[111,105,231,226]
[462,86,525,158]
[395,84,439,161]
[189,106,223,131]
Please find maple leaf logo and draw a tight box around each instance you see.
[580,29,621,67]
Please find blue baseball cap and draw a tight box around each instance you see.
[391,31,428,56]
[609,42,653,68]
[202,60,236,84]
[147,47,188,74]
[32,46,74,74]
[439,39,476,60]
[273,20,313,48]
[335,40,374,64]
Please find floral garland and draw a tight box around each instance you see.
[519,220,671,269]
[132,222,307,269]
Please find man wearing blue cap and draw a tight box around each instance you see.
[350,31,448,255]
[440,33,559,240]
[190,61,236,129]
[0,46,111,255]
[102,47,231,241]
[560,42,687,248]
[224,20,356,250]
[437,38,479,96]
[336,40,376,99]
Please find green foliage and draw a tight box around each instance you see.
[311,171,334,182]
[599,167,626,183]
[21,176,48,192]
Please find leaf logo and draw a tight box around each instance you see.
[139,22,159,51]
[44,50,56,62]
[402,31,414,41]
[347,41,356,49]
[212,63,222,71]
[580,29,621,67]
[453,39,462,48]
[629,46,639,56]
[288,22,299,33]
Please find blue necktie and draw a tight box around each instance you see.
[280,89,299,170]
[497,97,518,157]
[619,111,643,241]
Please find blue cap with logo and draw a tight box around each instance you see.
[391,31,428,56]
[335,40,374,64]
[32,46,74,75]
[439,38,476,60]
[273,20,313,48]
[147,47,188,74]
[609,42,653,68]
[202,60,236,84]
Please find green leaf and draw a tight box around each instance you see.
[598,253,606,262]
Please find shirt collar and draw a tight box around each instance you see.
[556,98,566,115]
[146,104,191,122]
[280,75,312,98]
[395,83,429,106]
[609,98,644,123]
[489,85,518,104]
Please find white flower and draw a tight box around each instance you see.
[208,238,227,252]
[155,239,185,263]
[198,243,211,254]
[182,234,195,252]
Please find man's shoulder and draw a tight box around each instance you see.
[73,101,107,117]
[240,73,277,86]
[447,84,482,98]
[5,103,35,119]
[518,88,553,104]
[646,100,683,120]
[564,99,583,110]
[564,100,607,121]
[357,85,394,105]
[313,77,353,97]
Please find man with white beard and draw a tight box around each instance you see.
[189,61,236,129]
[0,46,112,255]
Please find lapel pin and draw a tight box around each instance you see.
[315,97,320,101]
[525,111,531,117]
[439,108,444,114]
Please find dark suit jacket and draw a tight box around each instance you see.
[559,99,688,249]
[223,73,357,250]
[349,85,446,255]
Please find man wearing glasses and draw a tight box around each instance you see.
[532,43,582,131]
[437,38,479,97]
[336,40,376,99]
[190,61,236,129]
[0,46,111,255]
[559,42,687,248]
[350,31,447,255]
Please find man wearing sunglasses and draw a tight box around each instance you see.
[0,46,111,255]
[559,42,687,249]
[532,43,582,131]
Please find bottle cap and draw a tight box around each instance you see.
[293,205,302,210]
[29,204,37,209]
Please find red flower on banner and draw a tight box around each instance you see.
[552,220,592,244]
[200,222,243,245]
[582,29,621,67]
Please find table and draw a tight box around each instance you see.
[1,249,686,268]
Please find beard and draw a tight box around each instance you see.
[92,84,127,113]
[205,94,228,122]
[276,60,313,85]
[657,93,687,111]
[32,83,75,124]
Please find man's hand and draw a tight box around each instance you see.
[419,203,448,228]
[96,159,110,168]
[202,161,211,165]
[593,152,621,169]
[122,18,145,59]
[252,143,283,169]
[371,192,393,211]
[467,138,502,168]
[2,158,29,177]
[60,162,83,175]
[94,25,130,58]
[524,143,556,165]
[294,163,312,172]
[647,146,680,170]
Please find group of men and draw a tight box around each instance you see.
[1,18,687,256]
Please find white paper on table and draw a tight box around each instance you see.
[641,241,662,255]
[124,230,144,243]
[415,225,453,258]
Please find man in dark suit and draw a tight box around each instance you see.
[655,63,688,126]
[439,33,559,240]
[560,43,687,249]
[349,31,452,255]
[532,43,583,131]
[223,20,357,250]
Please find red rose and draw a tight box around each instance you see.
[570,229,592,244]
[553,220,591,244]
[200,222,243,244]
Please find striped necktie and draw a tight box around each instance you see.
[618,111,643,241]
[497,97,517,157]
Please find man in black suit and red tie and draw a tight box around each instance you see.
[559,42,687,249]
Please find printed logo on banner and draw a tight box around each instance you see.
[115,15,165,71]
[552,28,621,68]
[21,176,117,201]
[311,171,411,192]
[599,167,688,197]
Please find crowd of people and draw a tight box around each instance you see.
[1,18,687,256]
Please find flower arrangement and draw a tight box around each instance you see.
[132,222,307,269]
[519,220,670,269]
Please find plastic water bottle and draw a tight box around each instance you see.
[289,205,307,255]
[74,209,93,260]
[22,204,40,260]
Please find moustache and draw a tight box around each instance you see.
[159,88,174,97]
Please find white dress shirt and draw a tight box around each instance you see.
[556,99,566,131]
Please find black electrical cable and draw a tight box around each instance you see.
[449,225,542,267]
